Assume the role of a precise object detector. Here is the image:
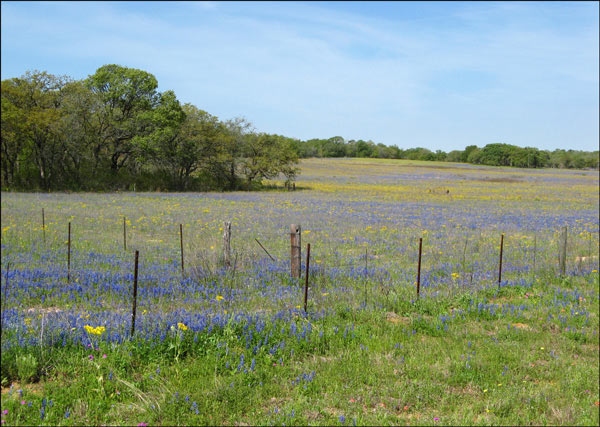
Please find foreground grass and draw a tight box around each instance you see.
[2,272,598,426]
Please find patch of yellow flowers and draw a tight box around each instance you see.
[84,325,106,335]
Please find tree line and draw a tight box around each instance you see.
[291,138,599,169]
[2,65,597,192]
[1,65,298,191]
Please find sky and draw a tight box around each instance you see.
[1,1,598,152]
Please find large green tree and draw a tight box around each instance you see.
[1,71,71,190]
[85,64,160,173]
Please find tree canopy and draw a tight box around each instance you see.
[1,66,299,191]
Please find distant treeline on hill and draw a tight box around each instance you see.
[290,137,599,170]
[2,65,598,192]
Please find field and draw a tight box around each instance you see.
[1,158,599,426]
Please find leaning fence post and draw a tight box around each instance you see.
[180,224,185,275]
[304,243,311,313]
[416,237,423,299]
[290,224,301,279]
[223,221,231,268]
[498,233,504,287]
[131,250,139,337]
[255,238,276,261]
[559,226,567,276]
[67,222,71,283]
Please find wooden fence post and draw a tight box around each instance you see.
[131,250,139,337]
[223,221,231,267]
[290,224,301,279]
[559,226,567,276]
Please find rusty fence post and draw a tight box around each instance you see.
[67,222,71,283]
[498,233,504,287]
[304,243,311,313]
[131,250,139,337]
[180,224,185,275]
[290,224,301,279]
[416,237,422,299]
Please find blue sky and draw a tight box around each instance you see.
[1,1,598,151]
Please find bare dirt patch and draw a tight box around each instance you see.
[385,312,410,325]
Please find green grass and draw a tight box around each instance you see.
[2,272,598,426]
[1,158,599,426]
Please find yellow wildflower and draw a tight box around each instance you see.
[84,325,105,335]
[177,322,188,331]
[216,295,224,301]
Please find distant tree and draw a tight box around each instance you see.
[240,133,299,189]
[355,140,374,158]
[461,145,478,162]
[446,150,463,162]
[322,136,346,157]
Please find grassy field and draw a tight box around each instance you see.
[1,158,599,426]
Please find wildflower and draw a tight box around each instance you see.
[20,401,25,405]
[84,325,105,335]
[216,295,224,301]
[483,389,488,393]
[103,354,107,358]
[403,406,409,410]
[137,423,148,427]
[1,411,6,415]
[339,415,345,424]
[88,355,94,360]
[434,417,440,422]
[322,292,329,296]
[177,322,188,331]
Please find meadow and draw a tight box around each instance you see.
[1,158,599,426]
